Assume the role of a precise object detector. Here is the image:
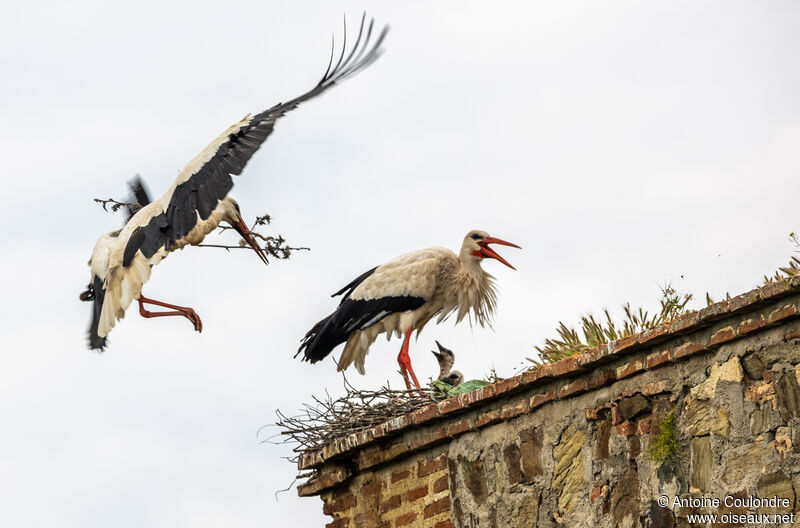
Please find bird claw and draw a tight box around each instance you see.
[184,309,203,333]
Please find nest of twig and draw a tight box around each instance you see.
[272,377,447,460]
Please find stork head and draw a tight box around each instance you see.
[431,340,456,369]
[460,229,520,269]
[222,198,269,266]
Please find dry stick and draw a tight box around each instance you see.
[94,197,135,212]
[274,371,447,458]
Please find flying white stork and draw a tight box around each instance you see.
[81,15,388,350]
[298,230,520,389]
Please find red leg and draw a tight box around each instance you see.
[138,294,203,332]
[397,328,421,390]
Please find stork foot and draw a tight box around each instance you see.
[138,295,203,333]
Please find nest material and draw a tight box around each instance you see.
[274,378,447,459]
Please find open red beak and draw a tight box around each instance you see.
[478,236,521,270]
[233,217,269,266]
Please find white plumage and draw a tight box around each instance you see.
[299,230,520,388]
[81,17,388,350]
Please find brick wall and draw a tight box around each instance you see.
[297,278,800,527]
[321,447,451,528]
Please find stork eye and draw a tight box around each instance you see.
[471,234,483,240]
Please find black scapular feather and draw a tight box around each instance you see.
[297,266,425,364]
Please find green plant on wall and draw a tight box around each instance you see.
[533,283,693,364]
[648,409,679,465]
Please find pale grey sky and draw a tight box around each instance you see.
[1,1,799,526]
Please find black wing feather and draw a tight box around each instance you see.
[123,15,388,265]
[297,265,424,363]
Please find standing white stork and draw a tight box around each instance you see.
[298,230,520,389]
[80,15,388,350]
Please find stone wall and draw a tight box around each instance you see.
[297,278,800,527]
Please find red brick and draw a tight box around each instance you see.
[737,315,766,335]
[745,381,775,402]
[353,511,377,526]
[761,279,791,300]
[522,363,553,384]
[551,355,581,377]
[395,512,418,527]
[391,469,411,483]
[616,358,645,379]
[501,398,529,420]
[433,474,449,493]
[323,493,356,515]
[708,326,736,347]
[784,330,800,341]
[424,496,451,518]
[471,383,497,403]
[646,349,672,369]
[577,344,611,368]
[611,405,623,425]
[495,374,523,395]
[384,414,412,434]
[699,301,730,322]
[557,377,588,399]
[610,334,639,354]
[410,403,440,425]
[371,423,388,440]
[438,396,466,415]
[768,304,799,324]
[326,519,348,528]
[672,342,704,360]
[637,417,652,435]
[476,408,502,428]
[446,417,473,437]
[379,494,401,514]
[406,485,428,503]
[434,521,455,528]
[590,485,603,504]
[411,426,447,450]
[587,369,616,390]
[359,441,412,470]
[362,480,384,497]
[585,407,602,420]
[639,323,670,345]
[530,390,556,410]
[614,422,636,437]
[727,289,762,313]
[669,311,701,334]
[418,453,447,477]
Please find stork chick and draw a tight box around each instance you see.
[298,229,520,389]
[432,341,464,386]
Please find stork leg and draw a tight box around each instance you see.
[137,294,203,332]
[397,328,422,390]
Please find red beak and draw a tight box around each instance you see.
[233,217,269,266]
[477,236,521,270]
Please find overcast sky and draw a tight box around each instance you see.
[1,1,799,526]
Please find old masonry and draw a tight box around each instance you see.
[295,277,800,527]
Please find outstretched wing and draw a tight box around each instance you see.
[122,15,388,266]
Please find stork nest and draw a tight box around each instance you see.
[271,377,447,460]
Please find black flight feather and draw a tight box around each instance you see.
[122,15,388,267]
